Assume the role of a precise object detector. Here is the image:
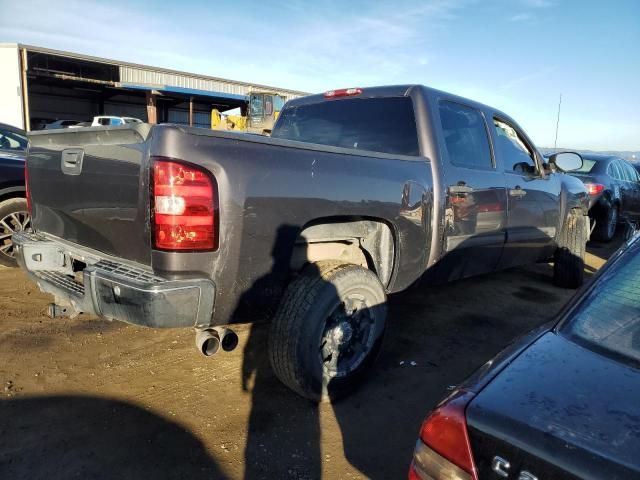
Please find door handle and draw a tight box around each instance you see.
[449,183,474,194]
[509,186,527,197]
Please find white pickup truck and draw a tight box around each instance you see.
[90,116,143,127]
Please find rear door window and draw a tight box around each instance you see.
[272,96,419,156]
[438,101,493,169]
[621,161,638,182]
[610,161,624,180]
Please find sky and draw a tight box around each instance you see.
[1,0,638,150]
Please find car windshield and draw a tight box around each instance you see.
[573,158,598,173]
[560,239,640,366]
[0,128,28,151]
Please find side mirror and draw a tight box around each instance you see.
[549,151,583,172]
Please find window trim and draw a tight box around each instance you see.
[438,99,496,170]
[492,114,542,176]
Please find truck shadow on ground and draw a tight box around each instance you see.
[0,395,224,479]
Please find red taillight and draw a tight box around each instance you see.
[417,390,477,478]
[584,183,605,196]
[323,88,363,98]
[152,158,218,251]
[24,160,32,215]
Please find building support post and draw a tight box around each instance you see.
[189,96,194,127]
[20,48,30,131]
[146,91,157,124]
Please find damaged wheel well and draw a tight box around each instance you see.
[290,217,395,287]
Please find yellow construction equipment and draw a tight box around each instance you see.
[211,91,285,135]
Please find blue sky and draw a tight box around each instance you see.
[1,0,638,150]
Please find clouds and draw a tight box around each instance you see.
[522,0,554,7]
[1,0,638,150]
[0,0,467,92]
[508,0,556,22]
[509,13,534,22]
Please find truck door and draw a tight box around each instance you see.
[436,101,508,281]
[491,116,561,269]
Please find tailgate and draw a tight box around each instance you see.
[27,124,153,265]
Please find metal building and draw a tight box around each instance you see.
[0,43,308,131]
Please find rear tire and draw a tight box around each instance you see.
[593,204,618,242]
[269,261,387,401]
[0,197,30,268]
[553,211,587,288]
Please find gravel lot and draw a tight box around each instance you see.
[0,239,622,479]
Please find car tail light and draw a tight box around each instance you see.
[323,88,363,98]
[24,160,32,215]
[152,158,218,251]
[584,183,604,196]
[409,390,478,480]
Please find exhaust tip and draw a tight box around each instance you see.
[195,329,221,356]
[195,327,238,356]
[218,328,239,352]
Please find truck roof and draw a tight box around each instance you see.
[285,84,498,115]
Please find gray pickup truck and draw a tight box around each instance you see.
[15,85,589,400]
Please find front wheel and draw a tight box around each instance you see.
[553,211,587,288]
[269,261,387,401]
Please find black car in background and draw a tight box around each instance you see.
[409,234,640,480]
[0,122,29,267]
[568,153,640,241]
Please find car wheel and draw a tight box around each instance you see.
[593,204,618,242]
[553,210,587,288]
[269,261,387,401]
[0,198,30,267]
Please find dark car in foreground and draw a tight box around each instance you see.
[567,153,640,242]
[0,122,28,267]
[409,234,640,480]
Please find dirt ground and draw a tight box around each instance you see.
[0,238,623,480]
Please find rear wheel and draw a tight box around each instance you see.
[593,204,618,242]
[269,261,387,401]
[553,211,587,288]
[0,198,30,267]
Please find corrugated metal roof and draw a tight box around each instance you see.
[8,43,308,99]
[120,67,301,99]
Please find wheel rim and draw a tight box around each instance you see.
[608,207,618,238]
[0,210,30,259]
[319,292,376,379]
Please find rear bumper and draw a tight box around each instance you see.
[13,231,215,328]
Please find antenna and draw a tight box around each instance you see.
[554,93,562,151]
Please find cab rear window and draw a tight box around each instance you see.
[271,96,419,156]
[561,240,640,366]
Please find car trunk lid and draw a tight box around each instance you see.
[466,333,640,480]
